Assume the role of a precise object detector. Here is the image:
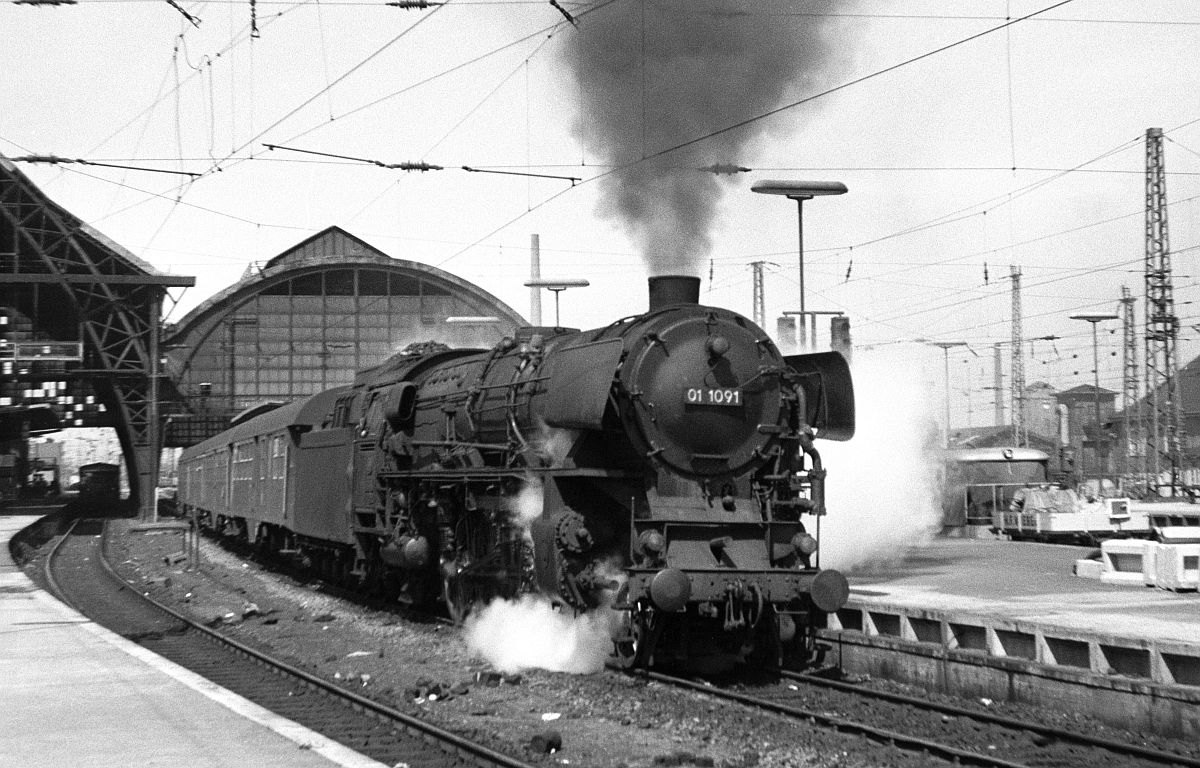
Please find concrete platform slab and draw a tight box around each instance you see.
[842,537,1200,645]
[825,536,1200,737]
[0,515,385,768]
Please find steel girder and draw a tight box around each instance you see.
[1,158,191,511]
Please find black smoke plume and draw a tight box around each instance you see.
[565,1,842,275]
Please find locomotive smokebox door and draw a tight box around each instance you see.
[622,310,783,479]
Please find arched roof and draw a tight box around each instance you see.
[167,226,524,338]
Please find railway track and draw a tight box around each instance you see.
[631,666,1200,768]
[44,518,538,768]
[778,669,1200,768]
[48,517,1200,768]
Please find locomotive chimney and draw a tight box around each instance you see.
[648,275,701,312]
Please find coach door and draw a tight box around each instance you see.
[272,435,288,520]
[259,436,268,515]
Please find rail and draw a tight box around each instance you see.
[43,518,538,768]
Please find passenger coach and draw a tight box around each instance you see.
[180,387,353,561]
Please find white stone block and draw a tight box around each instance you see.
[1100,569,1147,586]
[1142,542,1160,585]
[1100,539,1152,586]
[1101,538,1148,572]
[1074,559,1103,580]
[1154,543,1200,592]
[1159,526,1200,544]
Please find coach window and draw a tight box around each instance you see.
[234,442,255,481]
[271,436,286,479]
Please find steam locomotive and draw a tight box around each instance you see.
[178,276,855,670]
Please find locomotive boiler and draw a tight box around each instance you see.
[179,275,854,670]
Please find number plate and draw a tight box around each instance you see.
[683,387,743,407]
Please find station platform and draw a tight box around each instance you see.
[829,536,1200,723]
[0,513,385,768]
[842,537,1200,645]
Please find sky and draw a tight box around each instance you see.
[4,0,1200,432]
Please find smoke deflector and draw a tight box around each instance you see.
[784,351,856,441]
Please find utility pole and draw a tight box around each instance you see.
[141,291,161,522]
[930,341,969,447]
[1144,127,1184,494]
[1010,266,1025,446]
[750,261,766,329]
[529,234,542,326]
[1071,313,1119,480]
[1120,286,1143,490]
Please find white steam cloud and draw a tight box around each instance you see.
[463,596,617,675]
[513,475,544,529]
[464,449,621,675]
[564,1,845,275]
[817,349,944,571]
[532,421,579,468]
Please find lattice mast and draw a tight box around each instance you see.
[750,260,766,329]
[993,343,1004,426]
[1010,265,1025,446]
[1144,127,1185,493]
[1120,286,1143,489]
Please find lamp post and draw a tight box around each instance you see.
[523,279,589,326]
[929,341,969,447]
[1070,312,1119,479]
[751,180,848,350]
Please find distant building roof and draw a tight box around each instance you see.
[1057,384,1117,399]
[169,225,524,335]
[947,424,1058,452]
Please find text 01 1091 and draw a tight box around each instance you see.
[684,388,742,406]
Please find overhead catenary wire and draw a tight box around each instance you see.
[261,142,580,182]
[432,0,1081,267]
[67,0,607,227]
[66,0,1077,266]
[11,0,1197,352]
[9,154,201,177]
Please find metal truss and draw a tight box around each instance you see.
[1,157,191,511]
[1143,128,1184,494]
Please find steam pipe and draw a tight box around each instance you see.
[799,430,824,569]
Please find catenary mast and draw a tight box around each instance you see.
[1011,266,1024,446]
[1120,286,1143,490]
[1143,127,1184,494]
[750,261,766,329]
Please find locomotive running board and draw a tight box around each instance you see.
[783,351,855,441]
